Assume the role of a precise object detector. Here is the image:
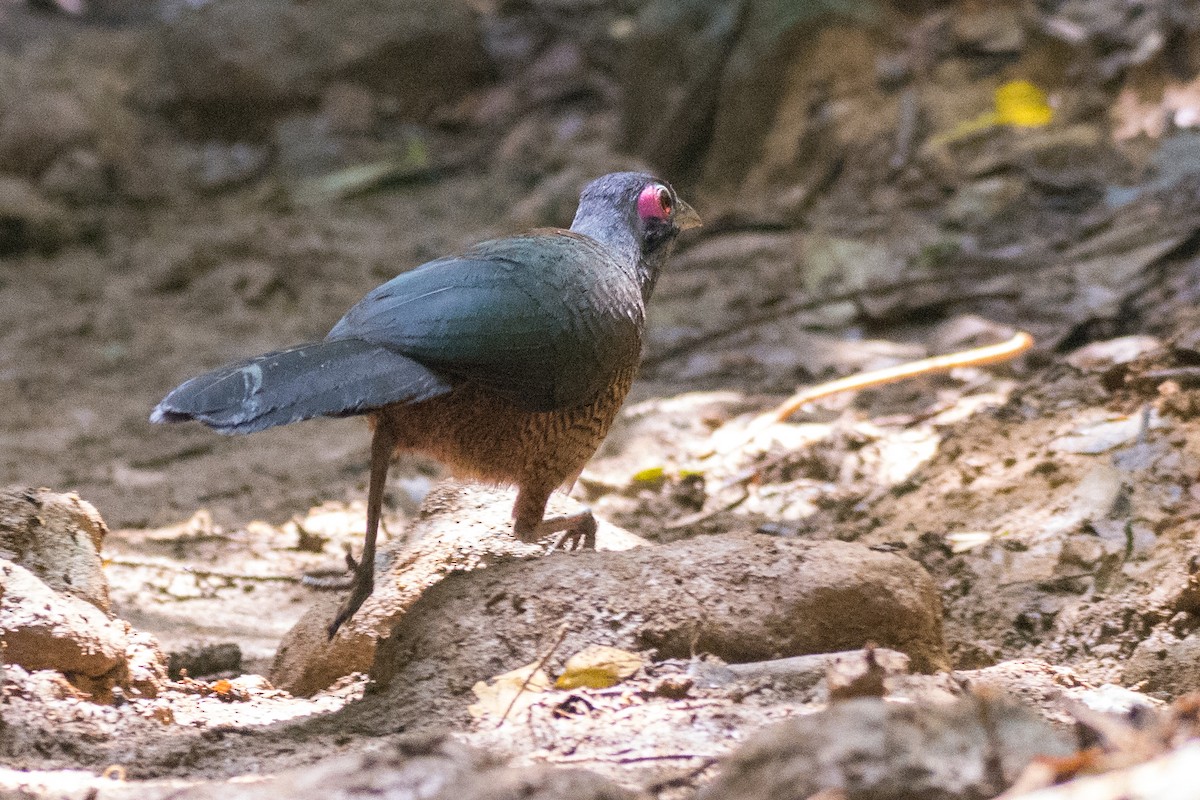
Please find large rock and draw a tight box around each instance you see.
[271,481,646,696]
[160,0,492,130]
[163,734,644,800]
[0,559,127,685]
[367,528,946,723]
[698,695,1072,800]
[0,488,167,699]
[0,486,111,612]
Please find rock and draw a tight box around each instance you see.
[0,486,110,612]
[1066,335,1163,371]
[271,481,647,696]
[367,525,946,723]
[697,694,1072,800]
[125,630,168,699]
[1124,631,1200,698]
[162,734,643,800]
[161,0,491,131]
[0,558,128,685]
[1007,741,1200,800]
[957,659,1159,724]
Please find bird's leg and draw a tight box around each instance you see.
[512,487,598,552]
[327,420,396,639]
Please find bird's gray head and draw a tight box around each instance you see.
[569,172,701,269]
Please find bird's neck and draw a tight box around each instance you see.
[570,215,664,303]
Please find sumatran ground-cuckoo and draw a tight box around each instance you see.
[151,172,701,638]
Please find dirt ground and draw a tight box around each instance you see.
[8,1,1200,798]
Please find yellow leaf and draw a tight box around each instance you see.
[995,80,1053,127]
[555,645,643,690]
[467,662,551,720]
[631,466,666,484]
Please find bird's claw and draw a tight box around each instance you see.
[551,513,598,552]
[326,567,373,640]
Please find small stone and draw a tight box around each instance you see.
[1067,335,1163,371]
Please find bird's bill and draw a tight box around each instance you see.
[675,200,702,231]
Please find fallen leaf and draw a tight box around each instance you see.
[994,80,1053,127]
[468,662,551,720]
[631,466,667,485]
[556,645,643,690]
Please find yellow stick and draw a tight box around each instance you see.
[769,330,1034,423]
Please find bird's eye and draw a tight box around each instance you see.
[637,183,673,221]
[656,186,672,214]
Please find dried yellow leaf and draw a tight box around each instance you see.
[631,466,666,484]
[555,645,643,690]
[995,80,1053,127]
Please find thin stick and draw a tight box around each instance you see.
[497,623,569,727]
[703,331,1034,460]
[769,331,1034,423]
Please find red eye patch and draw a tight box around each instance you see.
[637,183,672,220]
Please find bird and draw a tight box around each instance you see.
[151,172,701,638]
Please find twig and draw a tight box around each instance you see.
[545,753,720,766]
[105,557,302,583]
[704,331,1034,459]
[498,623,569,727]
[768,331,1034,423]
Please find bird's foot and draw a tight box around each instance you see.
[551,511,598,551]
[518,507,597,552]
[326,558,374,640]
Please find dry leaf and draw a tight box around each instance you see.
[555,645,643,690]
[467,662,551,720]
[994,80,1053,127]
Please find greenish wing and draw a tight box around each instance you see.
[327,236,633,412]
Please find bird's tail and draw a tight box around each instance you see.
[150,339,451,435]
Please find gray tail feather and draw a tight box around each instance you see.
[150,338,452,435]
